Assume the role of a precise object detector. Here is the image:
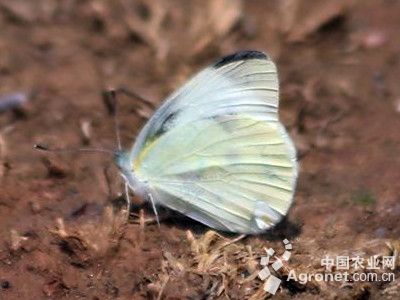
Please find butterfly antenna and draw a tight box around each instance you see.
[103,89,122,151]
[117,87,156,110]
[34,144,115,155]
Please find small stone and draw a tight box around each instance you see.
[394,98,400,113]
[29,200,42,213]
[1,280,11,289]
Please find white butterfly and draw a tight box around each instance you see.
[115,51,298,234]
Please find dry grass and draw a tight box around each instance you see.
[50,206,127,266]
[149,231,272,299]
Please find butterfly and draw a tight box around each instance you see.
[114,50,298,234]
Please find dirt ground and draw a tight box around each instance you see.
[0,0,399,299]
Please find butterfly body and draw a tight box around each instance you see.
[115,51,298,234]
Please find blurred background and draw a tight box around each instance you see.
[0,0,399,299]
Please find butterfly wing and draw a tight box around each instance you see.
[130,51,298,234]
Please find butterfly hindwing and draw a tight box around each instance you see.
[134,116,296,233]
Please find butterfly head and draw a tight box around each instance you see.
[114,149,127,167]
[114,150,132,180]
[114,149,147,197]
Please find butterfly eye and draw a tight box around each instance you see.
[113,150,129,171]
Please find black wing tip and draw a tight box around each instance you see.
[213,50,268,68]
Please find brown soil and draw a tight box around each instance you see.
[0,0,399,299]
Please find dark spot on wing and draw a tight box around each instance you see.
[211,115,237,133]
[213,50,268,69]
[152,110,180,137]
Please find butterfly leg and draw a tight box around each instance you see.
[148,193,160,227]
[124,182,131,218]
